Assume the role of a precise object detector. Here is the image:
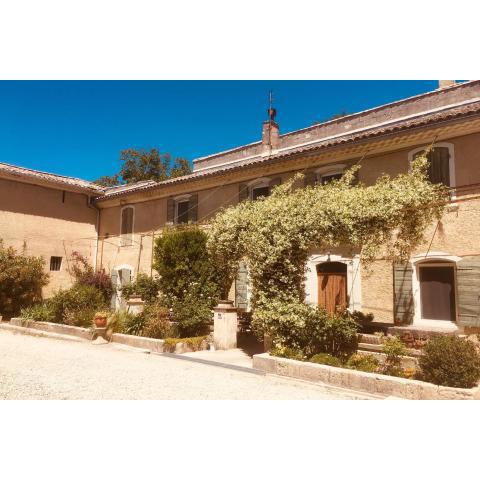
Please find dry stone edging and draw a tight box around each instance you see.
[0,322,85,343]
[10,318,92,340]
[252,353,480,400]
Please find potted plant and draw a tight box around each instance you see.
[94,311,109,328]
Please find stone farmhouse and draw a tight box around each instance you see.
[1,80,480,332]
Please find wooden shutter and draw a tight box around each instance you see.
[269,177,282,191]
[166,198,175,224]
[304,171,317,187]
[235,261,249,310]
[457,256,480,327]
[429,147,450,186]
[239,183,249,202]
[189,193,198,223]
[121,268,132,286]
[393,262,414,324]
[121,207,134,246]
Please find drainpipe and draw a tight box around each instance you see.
[87,195,100,273]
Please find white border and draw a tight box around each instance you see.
[410,252,461,328]
[305,253,362,311]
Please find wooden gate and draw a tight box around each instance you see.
[317,262,348,314]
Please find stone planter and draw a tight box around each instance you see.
[126,295,145,315]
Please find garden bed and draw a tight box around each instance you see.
[8,318,209,355]
[252,353,480,400]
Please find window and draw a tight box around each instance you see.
[251,185,270,200]
[315,164,347,185]
[177,200,190,224]
[120,206,134,246]
[418,262,456,322]
[409,143,455,188]
[50,256,62,271]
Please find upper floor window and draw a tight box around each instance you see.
[304,164,347,187]
[120,206,134,246]
[239,177,282,202]
[409,143,455,188]
[167,194,198,225]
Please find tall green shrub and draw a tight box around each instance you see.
[0,240,49,318]
[153,227,220,305]
[120,273,160,304]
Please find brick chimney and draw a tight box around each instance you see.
[439,80,456,89]
[262,119,280,154]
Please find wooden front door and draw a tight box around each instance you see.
[317,262,348,314]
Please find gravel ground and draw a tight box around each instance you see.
[0,330,377,400]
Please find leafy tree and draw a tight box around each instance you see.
[0,240,49,318]
[95,148,191,186]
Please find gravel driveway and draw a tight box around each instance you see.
[0,330,376,400]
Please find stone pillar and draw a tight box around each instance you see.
[213,300,238,350]
[126,295,145,315]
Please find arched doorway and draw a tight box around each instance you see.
[317,261,348,314]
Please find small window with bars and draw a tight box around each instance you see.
[50,256,62,271]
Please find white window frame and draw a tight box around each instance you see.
[173,194,192,224]
[305,253,362,311]
[120,205,135,247]
[315,164,347,184]
[247,177,271,200]
[408,142,456,191]
[410,252,461,328]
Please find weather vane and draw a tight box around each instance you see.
[267,90,277,122]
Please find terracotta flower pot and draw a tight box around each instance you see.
[94,314,108,328]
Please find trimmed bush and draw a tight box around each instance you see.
[419,336,480,388]
[318,311,359,359]
[270,346,306,361]
[170,290,212,337]
[0,240,49,318]
[346,353,379,373]
[310,353,343,367]
[120,273,159,305]
[381,335,408,376]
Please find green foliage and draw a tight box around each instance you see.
[419,336,480,388]
[269,346,306,361]
[0,240,49,318]
[208,154,448,339]
[21,302,56,323]
[70,251,113,302]
[123,313,146,337]
[48,284,108,327]
[121,273,159,304]
[142,303,176,339]
[153,227,220,304]
[106,310,136,336]
[163,336,207,353]
[381,335,408,376]
[346,353,380,373]
[170,291,212,337]
[310,353,343,367]
[94,148,192,186]
[257,300,358,359]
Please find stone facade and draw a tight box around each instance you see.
[2,80,480,330]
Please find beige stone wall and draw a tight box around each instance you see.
[0,178,98,297]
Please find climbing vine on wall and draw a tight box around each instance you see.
[207,153,448,339]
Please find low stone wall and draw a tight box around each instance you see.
[111,333,165,353]
[9,318,207,355]
[252,353,480,400]
[10,318,93,340]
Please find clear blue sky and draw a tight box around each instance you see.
[0,80,443,181]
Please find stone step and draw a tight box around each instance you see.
[358,342,421,358]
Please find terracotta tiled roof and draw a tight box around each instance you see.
[97,97,480,201]
[0,161,104,194]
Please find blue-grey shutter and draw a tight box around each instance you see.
[189,193,198,223]
[167,198,175,224]
[239,183,249,202]
[235,261,249,310]
[121,268,132,286]
[393,262,414,324]
[304,171,317,187]
[457,256,480,327]
[110,270,119,309]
